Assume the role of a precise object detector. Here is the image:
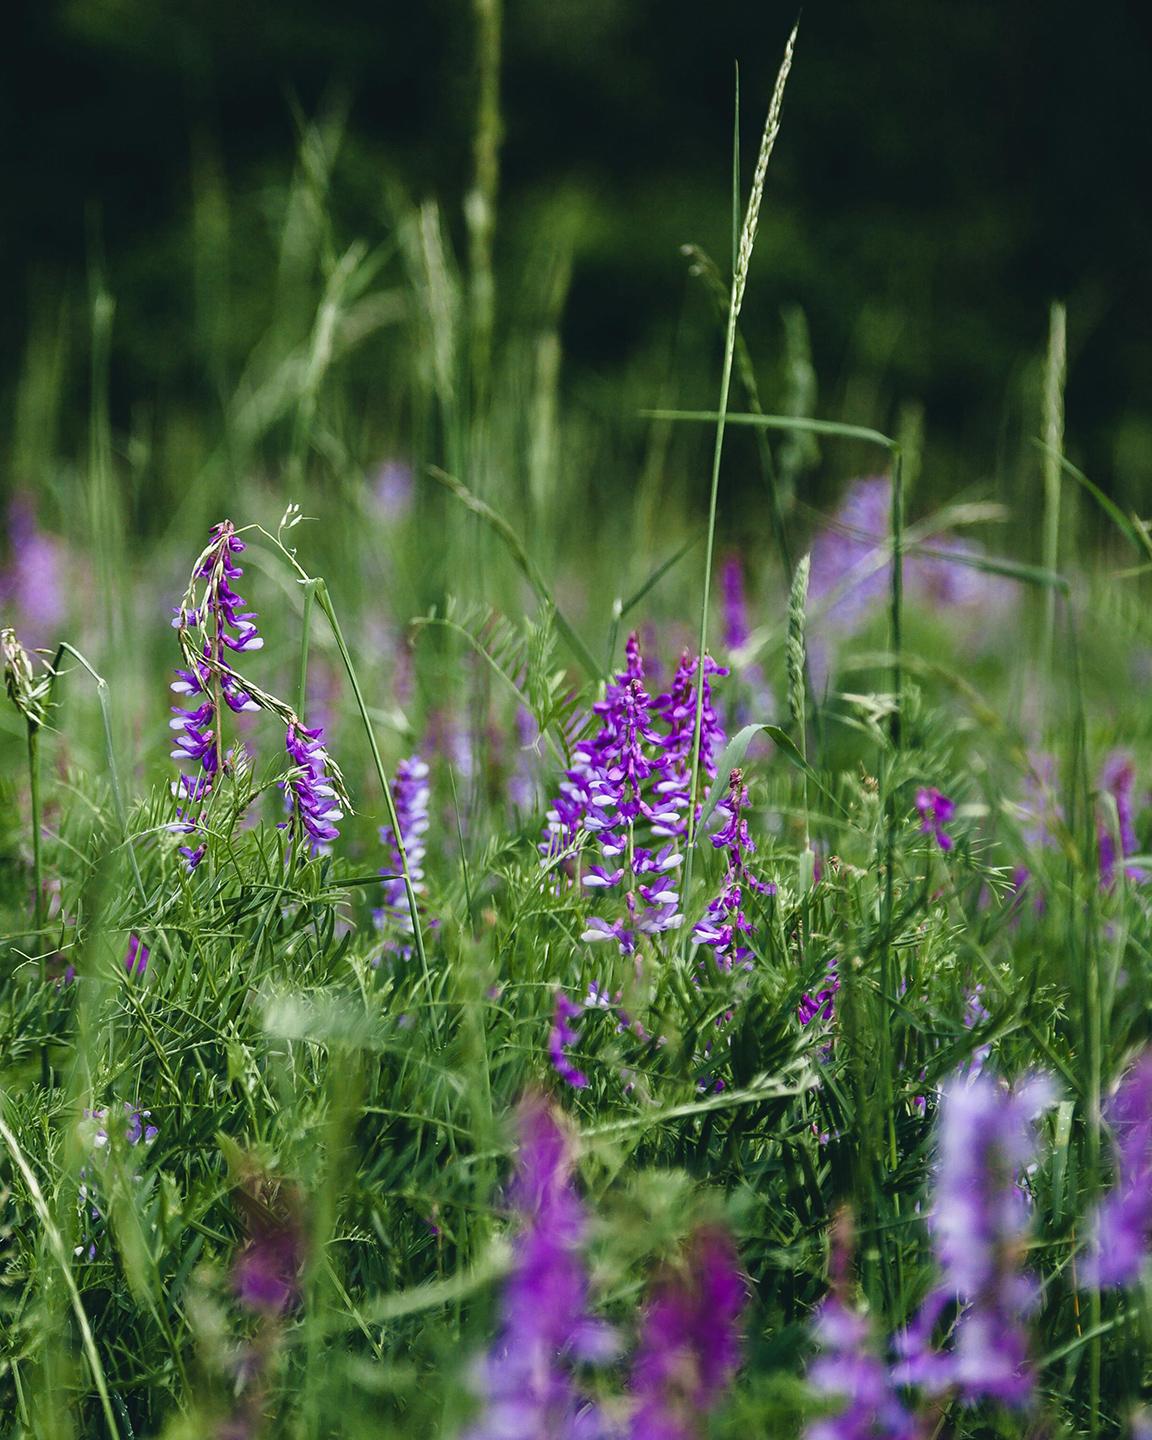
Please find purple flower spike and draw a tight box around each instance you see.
[549,992,589,1089]
[124,934,149,978]
[1083,1051,1152,1287]
[234,1221,305,1316]
[895,1072,1054,1407]
[915,787,955,851]
[283,722,343,854]
[170,521,263,869]
[0,496,67,649]
[693,770,773,972]
[375,755,430,958]
[465,1095,613,1440]
[806,1214,915,1440]
[1098,751,1146,887]
[799,963,840,1027]
[628,1226,745,1440]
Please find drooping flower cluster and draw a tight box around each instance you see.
[283,723,343,854]
[543,634,726,956]
[627,1226,745,1440]
[464,1096,613,1440]
[1098,751,1145,886]
[805,1213,915,1440]
[170,521,263,867]
[549,991,589,1089]
[895,1072,1054,1407]
[915,787,955,851]
[692,770,773,970]
[375,755,431,957]
[1083,1052,1152,1288]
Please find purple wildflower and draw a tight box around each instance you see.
[465,1096,612,1440]
[170,521,263,868]
[1083,1051,1152,1288]
[895,1072,1054,1407]
[915,788,955,852]
[124,934,149,978]
[799,963,840,1027]
[628,1226,745,1440]
[375,755,430,955]
[372,459,414,521]
[0,496,67,649]
[720,554,775,726]
[234,1217,305,1315]
[283,722,343,854]
[549,992,589,1089]
[693,770,773,971]
[806,1212,915,1440]
[1098,751,1145,886]
[76,1104,158,1261]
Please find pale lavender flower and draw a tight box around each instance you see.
[376,755,430,954]
[465,1096,613,1440]
[1083,1051,1152,1287]
[805,1216,915,1440]
[1098,751,1145,886]
[0,496,67,649]
[915,788,955,852]
[549,992,589,1089]
[372,459,414,521]
[508,706,539,813]
[628,1226,744,1440]
[76,1103,158,1261]
[895,1072,1054,1407]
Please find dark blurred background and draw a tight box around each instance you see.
[4,0,1152,511]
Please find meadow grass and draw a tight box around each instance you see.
[3,29,1152,1440]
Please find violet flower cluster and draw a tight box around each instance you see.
[692,769,774,971]
[170,521,263,868]
[799,962,840,1028]
[805,1218,914,1440]
[375,755,430,957]
[549,991,589,1089]
[542,633,726,957]
[0,496,67,650]
[720,553,774,725]
[283,722,343,854]
[464,1096,613,1440]
[76,1104,159,1261]
[894,1072,1054,1407]
[1083,1051,1152,1287]
[627,1226,745,1440]
[915,787,955,852]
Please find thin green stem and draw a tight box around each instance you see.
[28,726,44,943]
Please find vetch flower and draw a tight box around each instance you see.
[1098,751,1145,886]
[464,1095,613,1440]
[76,1103,158,1261]
[375,755,430,957]
[124,934,149,978]
[627,1225,745,1440]
[894,1072,1054,1407]
[799,963,840,1027]
[283,722,343,854]
[0,496,67,650]
[692,770,773,971]
[1083,1051,1152,1287]
[915,787,955,851]
[549,992,589,1089]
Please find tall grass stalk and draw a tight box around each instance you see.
[1042,300,1067,672]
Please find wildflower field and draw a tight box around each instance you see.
[4,21,1152,1440]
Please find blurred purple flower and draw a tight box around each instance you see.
[124,934,149,978]
[376,755,430,956]
[371,460,414,521]
[915,788,955,851]
[628,1226,744,1440]
[549,992,589,1089]
[0,496,66,649]
[1098,751,1145,886]
[895,1072,1054,1407]
[1084,1051,1152,1287]
[465,1096,613,1440]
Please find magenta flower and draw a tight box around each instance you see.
[915,787,955,851]
[627,1226,745,1440]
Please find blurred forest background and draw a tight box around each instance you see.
[3,0,1152,529]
